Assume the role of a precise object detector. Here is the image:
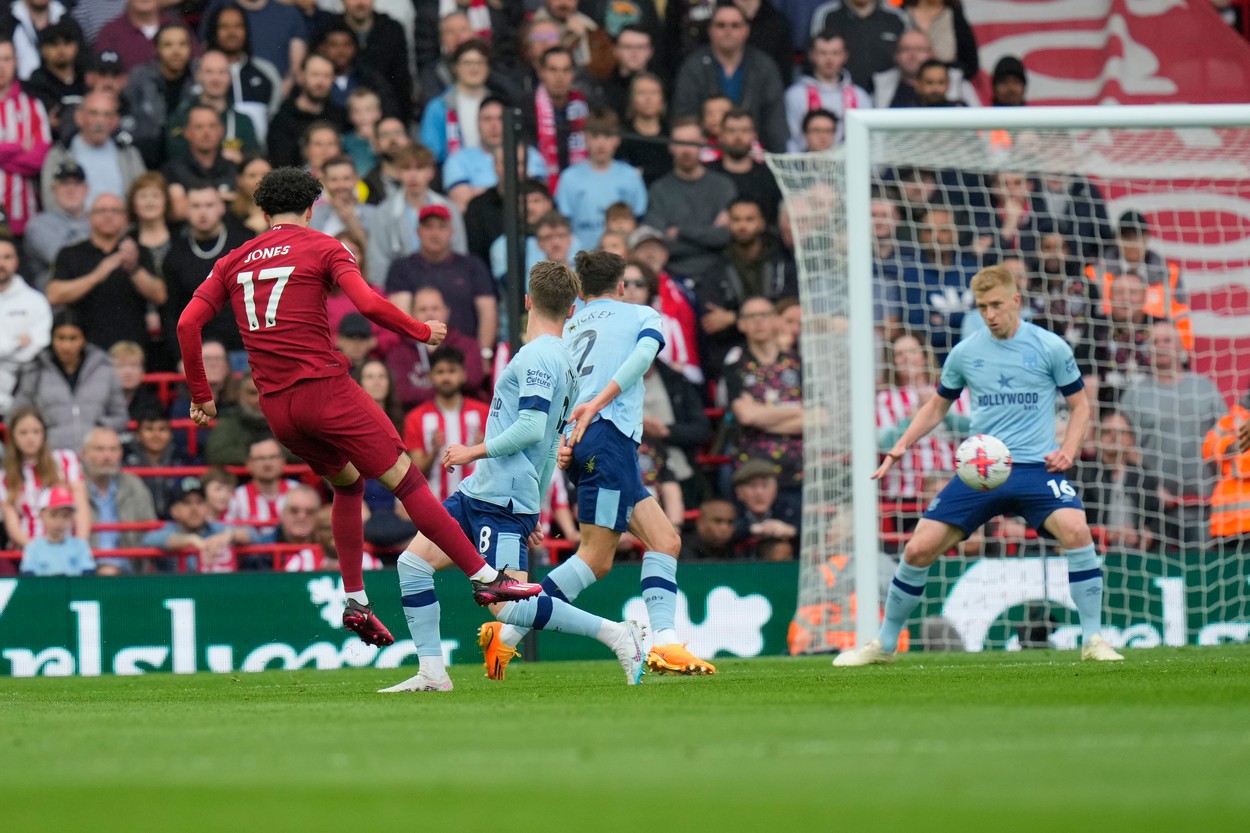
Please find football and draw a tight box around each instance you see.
[956,434,1013,491]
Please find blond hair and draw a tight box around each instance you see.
[108,340,145,366]
[528,260,581,319]
[970,264,1016,296]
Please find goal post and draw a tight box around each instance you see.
[768,104,1250,655]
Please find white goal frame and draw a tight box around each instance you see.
[843,104,1250,645]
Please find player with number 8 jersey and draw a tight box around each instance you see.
[176,168,543,651]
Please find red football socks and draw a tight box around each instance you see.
[331,478,367,593]
[392,465,488,576]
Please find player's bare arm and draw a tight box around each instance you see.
[872,392,954,480]
[1046,389,1090,473]
[568,381,621,445]
[443,442,487,471]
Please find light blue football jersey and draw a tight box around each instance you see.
[563,298,664,443]
[937,321,1083,464]
[459,335,577,515]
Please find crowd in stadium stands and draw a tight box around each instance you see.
[0,0,1248,577]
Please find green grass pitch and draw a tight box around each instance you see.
[4,647,1250,833]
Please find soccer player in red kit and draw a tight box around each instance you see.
[176,167,542,647]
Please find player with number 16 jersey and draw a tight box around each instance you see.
[176,167,543,652]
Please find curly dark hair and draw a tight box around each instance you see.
[574,249,625,298]
[253,167,323,217]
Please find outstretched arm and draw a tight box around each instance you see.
[338,270,438,344]
[176,294,222,412]
[1047,388,1090,473]
[872,390,955,480]
[443,409,547,470]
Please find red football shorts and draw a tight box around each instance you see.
[259,374,404,480]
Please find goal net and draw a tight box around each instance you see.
[768,106,1250,655]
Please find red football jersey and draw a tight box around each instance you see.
[192,225,358,395]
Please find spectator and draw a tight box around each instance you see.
[360,115,410,206]
[532,0,604,73]
[443,96,548,214]
[266,52,344,169]
[165,50,261,165]
[69,0,124,47]
[335,313,377,377]
[311,21,399,119]
[126,172,174,300]
[902,0,978,80]
[403,344,490,501]
[1119,323,1226,548]
[785,34,869,152]
[699,197,798,378]
[335,0,413,124]
[386,286,484,410]
[990,55,1027,107]
[524,45,591,192]
[898,205,979,358]
[202,4,282,147]
[1027,233,1109,391]
[41,89,143,210]
[1098,209,1189,305]
[0,36,52,237]
[810,0,908,93]
[661,0,717,79]
[708,109,784,225]
[19,485,94,576]
[163,183,253,359]
[800,107,838,152]
[96,0,187,74]
[21,19,83,141]
[598,24,655,119]
[24,161,89,290]
[726,297,804,492]
[869,193,912,341]
[224,437,298,534]
[368,144,464,285]
[734,0,796,83]
[972,170,1044,260]
[776,296,801,355]
[46,193,165,351]
[0,236,51,414]
[309,155,375,242]
[108,340,162,419]
[123,22,194,169]
[8,0,72,81]
[170,338,240,421]
[1077,411,1161,553]
[616,71,673,187]
[629,226,704,383]
[142,474,254,573]
[297,120,342,180]
[205,0,306,89]
[672,3,787,153]
[1204,402,1250,557]
[464,143,521,265]
[201,466,236,522]
[680,497,737,559]
[417,9,520,106]
[121,409,189,519]
[14,309,129,451]
[489,180,565,289]
[913,59,962,108]
[203,372,273,466]
[556,108,647,246]
[1,405,90,549]
[341,86,382,176]
[162,104,241,220]
[644,117,736,282]
[420,39,492,164]
[385,204,495,354]
[1030,169,1113,261]
[249,482,321,571]
[1101,271,1155,400]
[358,358,404,433]
[730,458,800,560]
[872,29,978,109]
[874,332,969,500]
[230,153,271,234]
[534,209,576,269]
[82,425,156,571]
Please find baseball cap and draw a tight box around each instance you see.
[89,50,125,75]
[38,19,81,47]
[418,204,451,223]
[53,162,87,182]
[1118,210,1150,236]
[628,225,666,250]
[171,475,206,505]
[732,458,778,487]
[992,55,1027,85]
[338,312,372,339]
[39,485,76,512]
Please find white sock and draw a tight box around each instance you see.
[500,624,526,648]
[345,590,369,606]
[420,655,447,677]
[469,565,499,582]
[653,628,679,646]
[596,620,625,648]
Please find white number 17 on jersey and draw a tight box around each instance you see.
[236,266,294,330]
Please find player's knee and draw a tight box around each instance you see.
[578,548,615,579]
[1059,524,1094,551]
[651,524,681,558]
[902,539,940,568]
[332,478,364,496]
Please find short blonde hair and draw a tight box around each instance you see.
[528,260,581,318]
[108,340,146,366]
[970,264,1016,296]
